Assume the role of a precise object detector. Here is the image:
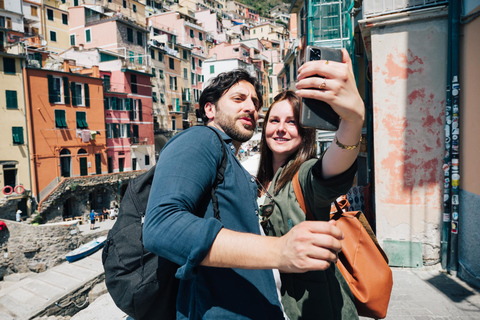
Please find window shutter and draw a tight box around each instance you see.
[104,97,108,109]
[126,124,131,138]
[84,83,90,107]
[113,123,118,138]
[70,82,77,106]
[112,97,118,110]
[125,97,131,110]
[76,113,83,128]
[138,99,143,121]
[47,75,55,103]
[106,123,111,138]
[63,77,70,104]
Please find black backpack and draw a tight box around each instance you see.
[102,127,228,320]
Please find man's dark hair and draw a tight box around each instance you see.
[198,69,263,123]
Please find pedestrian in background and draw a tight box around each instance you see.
[90,209,96,230]
[16,210,22,222]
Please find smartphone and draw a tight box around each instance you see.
[300,46,343,131]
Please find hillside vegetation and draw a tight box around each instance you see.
[236,0,291,18]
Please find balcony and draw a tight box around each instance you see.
[364,0,448,18]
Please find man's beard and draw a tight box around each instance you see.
[216,110,255,143]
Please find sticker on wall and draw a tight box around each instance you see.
[451,221,458,234]
[443,213,450,222]
[444,193,449,202]
[452,194,459,205]
[452,211,459,220]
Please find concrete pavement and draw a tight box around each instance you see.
[71,264,480,320]
[0,250,104,320]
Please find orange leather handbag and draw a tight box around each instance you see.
[293,172,393,319]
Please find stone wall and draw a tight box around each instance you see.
[0,221,82,278]
[39,170,144,222]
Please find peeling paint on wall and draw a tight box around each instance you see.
[382,48,424,84]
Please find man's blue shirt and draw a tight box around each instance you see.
[144,126,284,319]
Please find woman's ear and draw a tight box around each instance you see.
[204,102,215,120]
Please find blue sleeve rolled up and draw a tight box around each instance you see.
[143,127,225,280]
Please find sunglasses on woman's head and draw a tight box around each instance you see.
[253,176,275,226]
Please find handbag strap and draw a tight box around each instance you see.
[292,170,315,221]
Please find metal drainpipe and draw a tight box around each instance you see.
[441,1,453,271]
[448,0,461,273]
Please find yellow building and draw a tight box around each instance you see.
[42,0,70,52]
[0,53,31,218]
[250,23,288,43]
[74,0,147,27]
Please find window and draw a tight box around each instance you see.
[150,49,155,60]
[48,75,63,103]
[210,65,214,74]
[55,110,67,128]
[152,68,156,77]
[145,155,150,166]
[103,75,111,91]
[137,31,143,46]
[62,13,68,25]
[159,70,164,79]
[70,34,76,46]
[76,111,88,129]
[47,9,54,21]
[6,90,18,109]
[133,4,137,12]
[199,60,202,67]
[158,52,163,62]
[191,72,196,85]
[169,57,174,70]
[129,51,134,63]
[123,0,127,8]
[95,154,101,174]
[183,50,187,60]
[160,93,165,104]
[74,0,79,6]
[131,74,137,94]
[190,29,194,38]
[31,6,38,17]
[197,74,202,82]
[127,28,133,42]
[85,29,91,42]
[12,127,24,145]
[71,82,85,106]
[152,92,158,102]
[169,76,177,90]
[50,31,57,42]
[199,32,203,41]
[184,68,188,79]
[191,57,195,69]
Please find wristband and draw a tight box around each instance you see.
[334,136,362,150]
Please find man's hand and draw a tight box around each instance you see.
[275,220,343,273]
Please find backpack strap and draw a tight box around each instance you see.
[292,170,315,221]
[205,126,228,221]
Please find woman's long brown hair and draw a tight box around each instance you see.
[256,91,317,195]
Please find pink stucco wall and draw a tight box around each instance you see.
[370,18,448,260]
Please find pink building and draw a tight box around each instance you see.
[208,42,252,63]
[101,69,154,172]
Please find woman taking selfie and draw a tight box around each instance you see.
[255,49,364,319]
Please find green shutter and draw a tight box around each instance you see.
[63,77,70,104]
[125,97,131,110]
[84,83,90,106]
[112,123,118,138]
[76,113,83,128]
[104,97,108,109]
[12,127,23,144]
[112,96,117,110]
[47,75,55,103]
[138,99,143,121]
[126,124,131,138]
[106,123,111,138]
[55,110,67,128]
[70,82,77,106]
[34,52,42,67]
[210,65,214,74]
[6,90,18,109]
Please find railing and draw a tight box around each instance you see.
[363,0,448,18]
